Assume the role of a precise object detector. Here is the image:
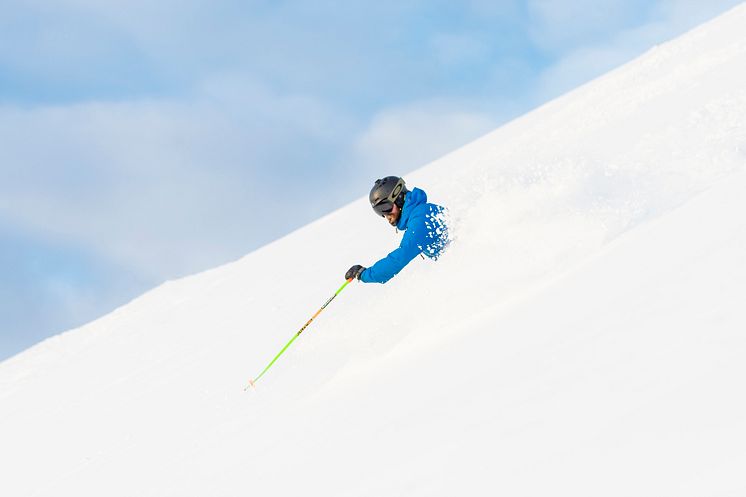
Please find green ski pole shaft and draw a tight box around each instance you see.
[246,278,353,389]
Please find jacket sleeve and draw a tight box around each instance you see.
[360,229,423,284]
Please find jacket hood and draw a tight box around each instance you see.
[397,187,427,230]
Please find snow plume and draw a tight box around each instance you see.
[2,3,746,496]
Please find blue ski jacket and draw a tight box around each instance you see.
[360,187,448,284]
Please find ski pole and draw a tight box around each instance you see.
[245,278,354,389]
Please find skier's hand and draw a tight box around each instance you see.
[345,265,365,281]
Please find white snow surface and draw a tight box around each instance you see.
[3,5,746,496]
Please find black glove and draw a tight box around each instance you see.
[345,265,365,281]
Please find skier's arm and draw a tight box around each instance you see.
[360,233,421,284]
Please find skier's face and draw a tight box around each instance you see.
[384,203,401,227]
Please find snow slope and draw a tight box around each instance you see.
[2,4,746,496]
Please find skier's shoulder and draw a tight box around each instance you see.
[400,187,446,230]
[413,201,446,224]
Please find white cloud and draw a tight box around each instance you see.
[527,0,648,52]
[350,101,499,176]
[430,32,491,67]
[0,82,354,280]
[1,102,228,277]
[653,0,744,26]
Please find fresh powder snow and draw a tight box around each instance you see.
[2,4,746,496]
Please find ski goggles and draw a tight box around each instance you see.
[372,201,395,217]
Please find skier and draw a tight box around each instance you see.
[345,176,448,284]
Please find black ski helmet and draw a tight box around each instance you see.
[369,176,407,217]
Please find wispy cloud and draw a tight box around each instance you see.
[0,93,354,278]
[526,0,653,52]
[350,101,502,176]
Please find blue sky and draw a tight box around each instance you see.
[0,0,741,361]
